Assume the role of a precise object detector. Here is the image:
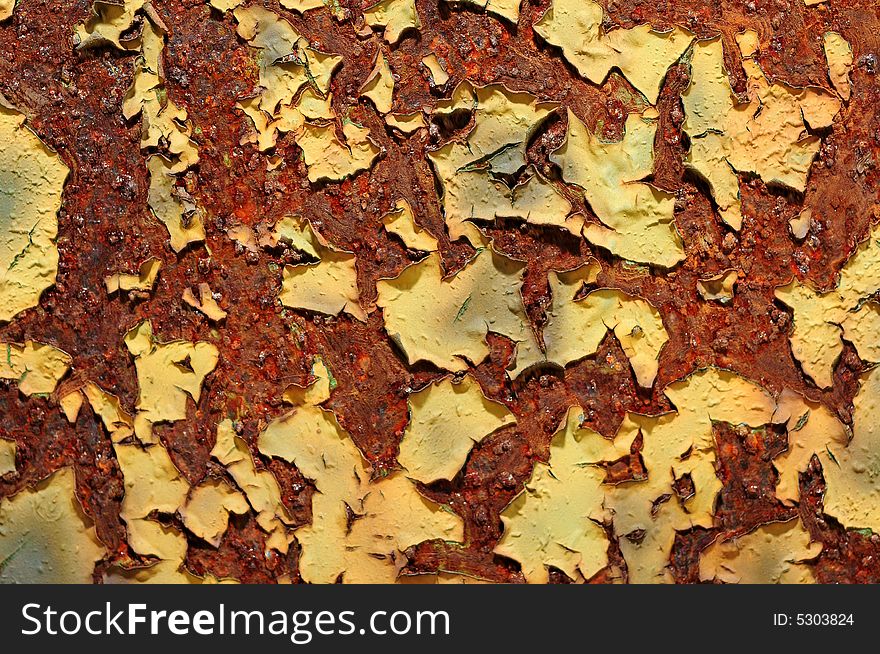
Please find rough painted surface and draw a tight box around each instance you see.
[0,0,879,584]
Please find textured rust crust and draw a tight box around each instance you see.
[1,0,879,583]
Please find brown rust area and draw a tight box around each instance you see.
[1,0,879,583]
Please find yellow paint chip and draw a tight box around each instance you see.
[105,257,162,294]
[514,265,668,387]
[0,467,105,583]
[771,389,849,504]
[364,0,421,44]
[385,111,425,134]
[535,0,692,104]
[553,109,683,266]
[0,438,15,476]
[824,32,853,101]
[75,0,146,50]
[360,49,395,114]
[381,199,438,251]
[124,320,220,443]
[398,375,516,483]
[0,102,68,323]
[496,407,632,583]
[59,390,84,424]
[297,122,380,183]
[182,282,228,321]
[84,382,133,442]
[0,341,71,396]
[0,0,13,21]
[697,270,737,303]
[699,518,820,583]
[443,0,522,24]
[819,366,880,532]
[776,224,880,388]
[682,36,841,229]
[421,54,449,86]
[377,247,541,372]
[180,478,249,547]
[277,216,365,320]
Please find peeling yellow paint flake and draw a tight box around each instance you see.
[364,0,421,44]
[59,390,84,423]
[399,375,515,483]
[183,282,228,321]
[824,32,853,101]
[297,122,380,183]
[444,0,522,24]
[0,101,69,323]
[0,0,13,21]
[428,85,572,242]
[0,467,104,583]
[259,379,462,582]
[105,257,162,295]
[83,382,133,442]
[180,478,249,547]
[276,216,365,319]
[360,50,395,114]
[682,35,841,229]
[421,54,449,87]
[535,0,692,104]
[514,265,668,387]
[771,389,849,504]
[553,109,683,266]
[381,199,438,251]
[377,247,540,372]
[75,0,146,50]
[699,518,820,583]
[124,320,220,444]
[496,407,633,583]
[0,341,71,396]
[0,438,15,476]
[605,368,775,582]
[776,224,880,388]
[820,366,880,532]
[212,419,295,552]
[385,111,425,133]
[697,270,737,303]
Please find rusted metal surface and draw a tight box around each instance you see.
[1,0,879,582]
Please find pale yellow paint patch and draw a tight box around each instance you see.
[83,382,133,442]
[421,54,449,86]
[820,366,880,532]
[0,438,14,476]
[105,257,162,294]
[553,109,684,266]
[277,216,364,320]
[376,247,541,372]
[699,518,820,583]
[212,419,295,553]
[535,0,692,104]
[297,122,380,183]
[75,0,146,50]
[775,223,880,388]
[682,36,841,229]
[444,0,522,24]
[0,467,105,583]
[496,407,635,583]
[124,320,219,444]
[398,375,515,483]
[183,282,228,321]
[605,368,775,582]
[360,50,395,114]
[385,111,425,133]
[0,102,68,323]
[0,341,71,396]
[771,389,849,504]
[514,265,668,387]
[824,32,853,101]
[364,0,421,44]
[697,270,737,303]
[381,199,438,251]
[59,390,84,423]
[180,478,249,547]
[0,0,13,21]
